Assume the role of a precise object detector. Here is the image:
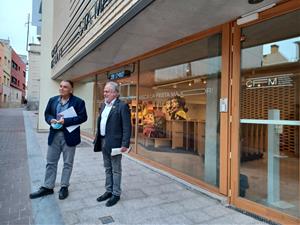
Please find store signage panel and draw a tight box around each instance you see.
[245,74,293,89]
[107,70,131,80]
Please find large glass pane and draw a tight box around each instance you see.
[117,66,138,146]
[239,9,300,218]
[138,34,222,187]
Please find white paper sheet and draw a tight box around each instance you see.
[59,106,77,118]
[111,146,132,156]
[59,106,79,133]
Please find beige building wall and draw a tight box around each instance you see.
[38,0,58,131]
[53,1,69,43]
[51,0,139,77]
[10,87,22,107]
[0,41,12,106]
[263,44,288,66]
[73,82,95,134]
[27,44,41,110]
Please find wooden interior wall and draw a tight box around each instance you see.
[240,78,298,155]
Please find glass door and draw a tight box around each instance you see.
[231,4,300,223]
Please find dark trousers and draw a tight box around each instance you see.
[101,138,122,196]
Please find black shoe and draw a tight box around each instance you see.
[96,192,112,202]
[29,187,54,199]
[59,187,69,200]
[106,195,120,207]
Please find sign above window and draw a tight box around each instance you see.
[107,70,131,80]
[245,74,293,89]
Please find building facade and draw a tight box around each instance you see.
[26,0,42,111]
[27,43,41,110]
[38,1,300,223]
[10,49,26,105]
[0,39,12,107]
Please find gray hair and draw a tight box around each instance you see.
[105,81,119,94]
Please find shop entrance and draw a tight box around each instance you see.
[94,25,231,195]
[231,2,300,223]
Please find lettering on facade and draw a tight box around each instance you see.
[139,88,212,100]
[245,74,293,89]
[77,0,111,37]
[51,0,113,68]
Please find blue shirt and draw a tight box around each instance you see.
[56,97,70,119]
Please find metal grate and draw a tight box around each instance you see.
[99,216,114,224]
[226,205,280,225]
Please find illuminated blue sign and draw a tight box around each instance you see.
[107,70,131,80]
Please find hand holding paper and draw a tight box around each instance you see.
[111,146,132,156]
[59,106,79,132]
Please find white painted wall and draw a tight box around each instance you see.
[27,44,41,110]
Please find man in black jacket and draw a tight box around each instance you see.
[95,81,131,207]
[29,80,87,200]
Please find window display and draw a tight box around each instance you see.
[136,33,222,185]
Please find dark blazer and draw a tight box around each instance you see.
[95,98,131,153]
[44,95,88,147]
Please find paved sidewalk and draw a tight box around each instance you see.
[24,110,270,225]
[0,108,33,225]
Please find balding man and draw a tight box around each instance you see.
[30,80,87,200]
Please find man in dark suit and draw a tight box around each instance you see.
[29,80,87,200]
[95,81,131,207]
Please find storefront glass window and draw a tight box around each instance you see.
[138,33,222,187]
[239,9,300,218]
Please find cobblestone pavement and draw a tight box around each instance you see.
[1,109,273,225]
[0,108,33,225]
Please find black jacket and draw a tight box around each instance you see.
[95,98,131,152]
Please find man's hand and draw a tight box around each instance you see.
[120,147,128,153]
[120,146,132,153]
[57,118,64,124]
[50,119,57,124]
